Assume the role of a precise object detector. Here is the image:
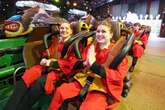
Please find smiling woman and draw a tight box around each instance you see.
[59,23,73,41]
[96,20,113,48]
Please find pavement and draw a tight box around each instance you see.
[115,36,165,110]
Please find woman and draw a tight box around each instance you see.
[48,20,128,110]
[4,22,82,110]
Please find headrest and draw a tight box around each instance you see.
[111,21,132,42]
[111,21,121,42]
[70,21,90,35]
[79,21,90,31]
[121,28,132,36]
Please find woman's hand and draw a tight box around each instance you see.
[40,58,54,67]
[85,45,96,66]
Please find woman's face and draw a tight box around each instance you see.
[96,25,112,44]
[59,23,72,38]
[133,25,140,31]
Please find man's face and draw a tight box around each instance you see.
[59,23,72,38]
[96,25,112,44]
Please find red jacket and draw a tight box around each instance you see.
[81,44,128,109]
[132,32,149,58]
[22,36,79,89]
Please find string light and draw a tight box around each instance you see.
[73,2,77,6]
[66,1,70,5]
[54,0,60,3]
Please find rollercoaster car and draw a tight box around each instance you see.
[0,19,134,110]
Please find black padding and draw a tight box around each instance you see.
[43,33,52,49]
[90,62,106,78]
[73,31,95,59]
[61,31,89,58]
[50,60,59,69]
[73,60,84,70]
[43,32,59,49]
[109,34,134,69]
[79,76,94,100]
[111,21,121,42]
[74,41,82,59]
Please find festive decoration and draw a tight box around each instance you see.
[16,1,60,12]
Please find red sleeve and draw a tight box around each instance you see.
[81,44,91,61]
[105,57,128,101]
[58,56,78,75]
[58,44,91,76]
[42,36,59,58]
[141,33,148,46]
[57,44,85,76]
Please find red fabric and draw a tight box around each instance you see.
[44,38,85,95]
[22,35,79,91]
[48,82,117,110]
[141,33,148,46]
[22,65,44,88]
[48,44,128,110]
[132,33,148,58]
[44,71,59,95]
[134,30,140,38]
[22,36,61,89]
[44,43,81,94]
[94,44,128,108]
[105,57,128,102]
[42,37,60,58]
[58,43,84,76]
[80,91,108,110]
[48,82,81,110]
[58,56,78,76]
[132,44,144,58]
[84,44,128,109]
[22,36,60,88]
